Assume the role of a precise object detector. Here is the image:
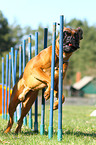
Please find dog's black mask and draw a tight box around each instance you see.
[63,27,83,53]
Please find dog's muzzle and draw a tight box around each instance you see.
[63,34,80,53]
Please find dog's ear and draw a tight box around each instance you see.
[77,27,83,40]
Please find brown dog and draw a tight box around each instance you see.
[4,27,83,134]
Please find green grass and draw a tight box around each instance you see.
[0,105,96,144]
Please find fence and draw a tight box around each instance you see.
[1,15,64,141]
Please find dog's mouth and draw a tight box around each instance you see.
[63,43,80,53]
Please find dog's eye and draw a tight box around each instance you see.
[74,33,78,37]
[64,31,68,35]
[64,31,71,36]
[68,32,71,36]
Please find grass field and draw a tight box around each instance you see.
[0,105,96,145]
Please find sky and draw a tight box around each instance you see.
[0,0,96,31]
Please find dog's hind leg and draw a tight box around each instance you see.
[53,79,65,110]
[4,95,20,133]
[4,75,25,133]
[53,94,65,110]
[15,90,38,134]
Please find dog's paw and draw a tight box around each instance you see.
[53,105,58,110]
[44,91,50,100]
[18,94,25,101]
[54,90,57,98]
[53,100,58,110]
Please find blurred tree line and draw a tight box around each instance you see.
[0,10,96,84]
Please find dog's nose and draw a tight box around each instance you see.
[67,36,72,43]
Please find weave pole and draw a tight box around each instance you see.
[23,40,27,126]
[18,45,22,119]
[40,28,48,135]
[14,50,18,123]
[11,47,15,86]
[48,22,56,139]
[58,15,64,141]
[34,32,38,132]
[8,53,11,120]
[2,57,4,119]
[28,35,32,129]
[11,47,17,122]
[5,54,9,120]
[15,50,18,82]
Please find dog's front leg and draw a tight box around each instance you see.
[18,86,30,101]
[32,67,51,99]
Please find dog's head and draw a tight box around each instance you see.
[56,27,83,57]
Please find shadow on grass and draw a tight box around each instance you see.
[1,129,96,138]
[20,130,96,138]
[63,130,96,137]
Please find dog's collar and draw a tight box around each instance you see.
[63,59,69,63]
[55,51,69,63]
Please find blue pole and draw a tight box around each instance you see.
[15,50,18,82]
[23,40,26,71]
[34,32,38,132]
[11,47,17,122]
[23,40,27,126]
[28,35,31,60]
[11,47,15,87]
[58,15,64,141]
[2,57,4,119]
[48,23,56,139]
[8,53,11,120]
[19,45,22,77]
[19,45,22,120]
[14,50,18,123]
[40,28,48,135]
[28,35,32,129]
[5,54,9,120]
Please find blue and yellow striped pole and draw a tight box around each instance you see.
[5,54,9,120]
[11,47,17,122]
[14,50,18,123]
[2,57,4,119]
[19,45,22,119]
[8,53,11,120]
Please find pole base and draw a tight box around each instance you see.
[34,122,38,132]
[23,117,27,126]
[40,124,44,135]
[14,116,17,123]
[48,126,53,139]
[29,118,32,129]
[57,129,62,141]
[14,112,17,123]
[2,113,4,119]
[8,114,9,121]
[5,114,7,120]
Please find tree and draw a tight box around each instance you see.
[0,11,23,52]
[9,23,23,48]
[0,11,12,52]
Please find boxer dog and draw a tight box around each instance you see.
[4,27,83,134]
